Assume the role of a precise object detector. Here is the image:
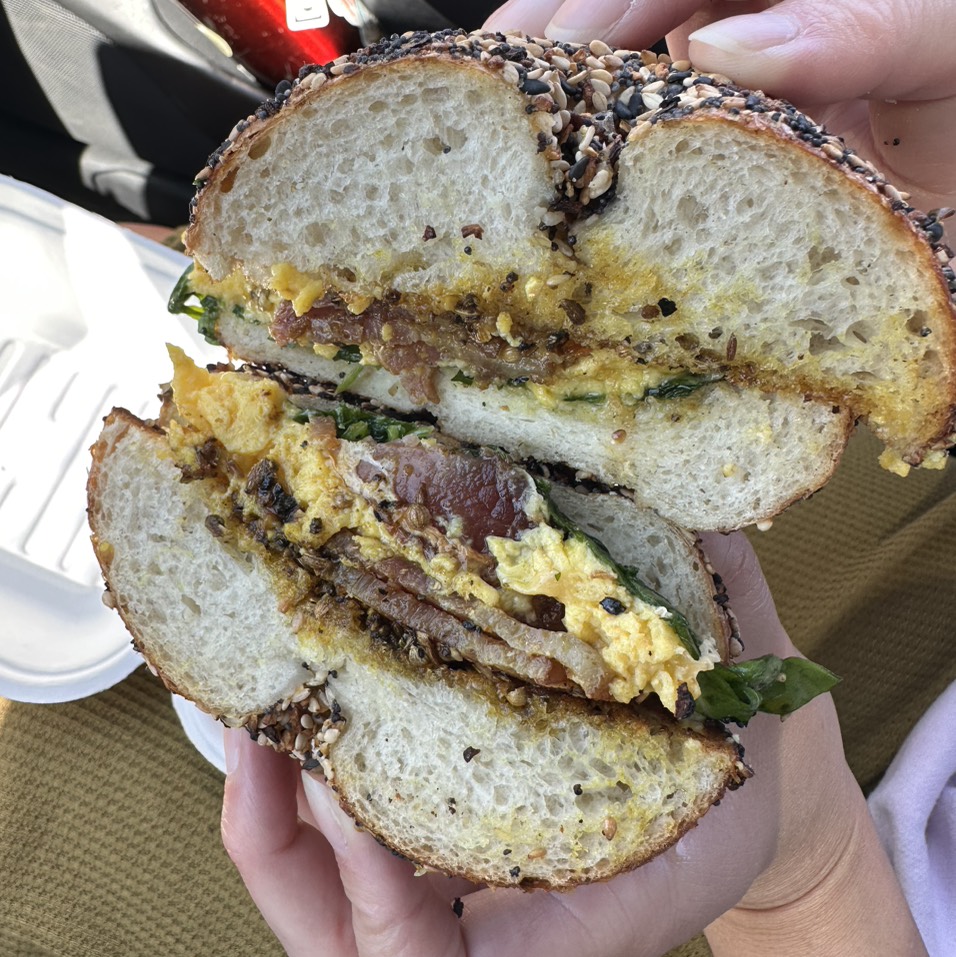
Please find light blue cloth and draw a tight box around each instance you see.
[869,680,956,956]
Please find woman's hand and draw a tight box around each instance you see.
[220,532,923,956]
[482,0,956,215]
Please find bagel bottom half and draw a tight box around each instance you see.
[87,402,751,889]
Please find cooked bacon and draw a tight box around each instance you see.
[316,531,613,700]
[307,551,572,692]
[271,297,588,403]
[351,438,535,551]
[370,555,614,700]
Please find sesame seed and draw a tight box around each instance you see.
[506,687,528,707]
[588,168,613,197]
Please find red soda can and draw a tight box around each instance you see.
[176,0,369,87]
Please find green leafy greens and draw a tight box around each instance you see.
[534,480,838,724]
[695,655,840,724]
[294,404,433,444]
[333,345,362,363]
[562,392,607,404]
[168,265,222,345]
[535,480,702,659]
[644,371,724,400]
[561,373,723,407]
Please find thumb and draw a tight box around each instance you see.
[301,773,468,957]
[685,0,956,208]
[686,0,956,103]
[698,531,796,659]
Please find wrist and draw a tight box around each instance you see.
[705,792,928,957]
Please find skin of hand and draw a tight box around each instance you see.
[482,0,956,218]
[220,531,927,957]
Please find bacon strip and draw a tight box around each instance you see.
[307,549,573,692]
[316,531,615,700]
[271,297,588,403]
[371,555,614,700]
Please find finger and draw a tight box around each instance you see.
[685,0,956,208]
[221,731,356,957]
[664,1,776,60]
[482,0,564,36]
[870,97,956,211]
[484,0,710,46]
[302,772,468,957]
[686,0,956,102]
[461,876,690,957]
[698,532,796,659]
[545,0,705,46]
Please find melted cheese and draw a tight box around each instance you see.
[165,348,709,713]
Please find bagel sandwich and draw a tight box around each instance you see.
[88,348,837,888]
[86,28,956,888]
[171,28,956,531]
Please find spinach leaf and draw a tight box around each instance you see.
[296,404,432,444]
[562,392,607,404]
[536,480,701,659]
[333,345,362,363]
[167,264,221,345]
[644,372,723,400]
[695,655,840,724]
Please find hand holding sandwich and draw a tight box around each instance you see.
[86,0,954,952]
[221,530,926,957]
[484,0,956,216]
[209,4,946,952]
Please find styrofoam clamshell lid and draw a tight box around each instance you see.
[0,175,220,702]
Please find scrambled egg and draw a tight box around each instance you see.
[488,523,710,709]
[165,347,709,714]
[270,262,330,316]
[187,264,675,405]
[165,347,497,607]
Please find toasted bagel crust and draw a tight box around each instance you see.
[87,408,750,889]
[185,29,956,499]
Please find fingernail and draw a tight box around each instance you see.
[302,772,349,853]
[547,18,615,44]
[546,0,619,43]
[223,728,242,775]
[482,0,539,34]
[689,13,799,55]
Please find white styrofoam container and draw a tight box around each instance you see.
[0,175,220,702]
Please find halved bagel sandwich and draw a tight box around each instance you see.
[88,348,837,888]
[172,29,956,531]
[88,28,952,888]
